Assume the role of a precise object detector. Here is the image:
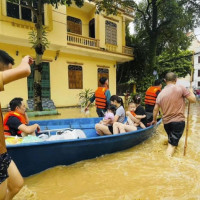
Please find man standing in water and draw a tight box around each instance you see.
[85,77,111,117]
[0,50,32,200]
[152,72,196,157]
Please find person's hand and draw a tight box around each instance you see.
[151,120,157,126]
[28,57,34,65]
[35,124,40,133]
[21,55,31,64]
[85,106,89,112]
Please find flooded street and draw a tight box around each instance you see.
[14,103,200,200]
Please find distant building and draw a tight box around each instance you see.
[0,1,134,108]
[188,32,200,88]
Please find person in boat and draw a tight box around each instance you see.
[3,97,40,137]
[126,101,146,128]
[144,79,162,122]
[113,95,147,134]
[85,77,111,117]
[95,95,125,135]
[99,104,116,126]
[152,72,196,157]
[0,50,33,200]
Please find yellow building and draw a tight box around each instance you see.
[0,0,133,108]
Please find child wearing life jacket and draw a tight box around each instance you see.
[100,104,116,126]
[126,101,146,129]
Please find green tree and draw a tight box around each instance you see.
[117,0,200,95]
[133,0,200,72]
[157,50,193,79]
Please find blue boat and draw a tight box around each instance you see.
[7,117,161,177]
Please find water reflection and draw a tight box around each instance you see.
[14,103,200,200]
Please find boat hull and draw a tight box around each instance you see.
[7,118,161,177]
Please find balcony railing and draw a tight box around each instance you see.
[67,32,99,48]
[106,44,117,52]
[123,46,133,55]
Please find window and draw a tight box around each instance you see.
[67,16,82,35]
[89,18,95,38]
[198,56,200,63]
[105,20,117,45]
[68,65,83,89]
[98,68,109,87]
[198,81,200,87]
[6,0,44,24]
[198,70,200,77]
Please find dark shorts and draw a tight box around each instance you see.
[0,153,11,184]
[108,125,113,134]
[96,108,106,117]
[164,121,185,146]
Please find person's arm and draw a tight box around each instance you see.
[126,111,140,123]
[85,94,95,111]
[152,103,160,125]
[113,115,119,123]
[102,118,112,125]
[135,114,146,119]
[105,90,111,106]
[2,56,32,85]
[18,123,40,135]
[186,88,196,103]
[23,112,29,124]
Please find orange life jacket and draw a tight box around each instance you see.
[145,86,161,106]
[3,111,27,136]
[95,87,108,109]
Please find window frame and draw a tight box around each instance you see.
[198,69,200,77]
[67,16,82,35]
[105,20,117,46]
[68,65,83,89]
[6,0,45,24]
[97,68,109,87]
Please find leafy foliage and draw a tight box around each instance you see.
[157,50,193,79]
[118,0,200,96]
[28,27,50,53]
[79,89,94,108]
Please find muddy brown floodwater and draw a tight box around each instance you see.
[14,103,200,200]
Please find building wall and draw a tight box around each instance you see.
[0,43,116,108]
[0,1,132,108]
[188,33,200,88]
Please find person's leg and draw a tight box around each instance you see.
[127,116,134,126]
[96,108,105,117]
[95,124,112,135]
[5,160,24,200]
[21,132,36,137]
[164,121,185,157]
[0,180,7,200]
[139,122,146,129]
[166,143,176,157]
[124,125,137,133]
[113,122,121,134]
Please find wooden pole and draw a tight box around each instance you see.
[183,51,194,156]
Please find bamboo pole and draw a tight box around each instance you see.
[183,51,194,156]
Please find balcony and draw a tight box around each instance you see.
[67,32,99,48]
[122,46,133,55]
[67,32,133,57]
